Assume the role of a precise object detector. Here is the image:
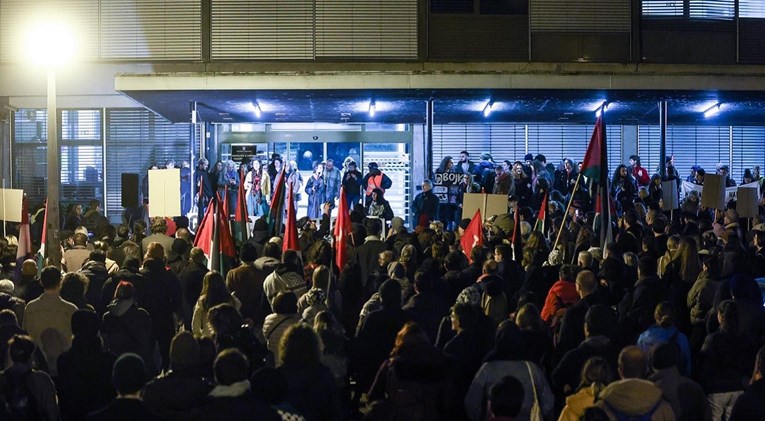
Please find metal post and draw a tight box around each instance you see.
[46,69,61,268]
[426,99,434,179]
[659,100,667,180]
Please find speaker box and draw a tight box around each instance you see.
[121,173,139,207]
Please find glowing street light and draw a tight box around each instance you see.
[26,19,77,269]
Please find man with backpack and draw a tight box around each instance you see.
[0,334,59,420]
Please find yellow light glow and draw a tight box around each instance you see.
[26,20,77,67]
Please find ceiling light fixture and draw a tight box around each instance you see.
[595,101,608,118]
[703,103,721,118]
[483,100,494,117]
[368,100,376,117]
[252,101,262,118]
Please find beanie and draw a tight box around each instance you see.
[112,353,147,394]
[170,331,200,371]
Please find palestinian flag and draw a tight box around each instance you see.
[511,208,523,262]
[233,168,249,243]
[581,114,613,248]
[460,208,484,264]
[267,170,286,238]
[36,199,47,274]
[283,182,299,253]
[193,197,237,276]
[534,191,548,233]
[334,186,351,270]
[15,197,32,281]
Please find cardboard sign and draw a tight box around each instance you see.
[701,174,726,210]
[737,186,759,218]
[0,189,24,222]
[148,169,181,217]
[461,193,508,220]
[661,180,680,211]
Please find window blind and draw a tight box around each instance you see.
[740,0,765,18]
[689,0,734,20]
[100,0,202,60]
[315,0,418,59]
[105,109,194,222]
[732,126,765,183]
[530,0,631,32]
[639,125,731,180]
[641,0,684,17]
[211,0,313,60]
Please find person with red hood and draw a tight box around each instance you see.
[540,264,580,325]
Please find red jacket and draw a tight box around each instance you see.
[632,165,650,187]
[541,280,579,323]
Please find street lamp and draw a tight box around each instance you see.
[26,20,77,269]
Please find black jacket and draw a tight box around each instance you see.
[555,292,608,359]
[618,275,667,343]
[730,378,765,421]
[143,370,214,419]
[552,335,620,394]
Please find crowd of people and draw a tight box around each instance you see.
[2,148,765,420]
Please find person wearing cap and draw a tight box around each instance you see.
[362,162,392,205]
[716,163,737,187]
[471,152,495,185]
[693,168,706,185]
[686,165,701,183]
[629,155,650,187]
[341,160,363,210]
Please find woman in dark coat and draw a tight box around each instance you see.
[305,162,327,219]
[101,281,158,375]
[368,322,452,421]
[278,324,342,421]
[365,188,394,221]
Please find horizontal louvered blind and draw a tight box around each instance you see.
[101,0,202,60]
[732,127,765,183]
[431,124,527,171]
[639,125,731,180]
[105,109,193,221]
[530,0,631,32]
[211,0,313,60]
[638,125,661,174]
[13,109,104,210]
[689,0,734,20]
[0,0,99,62]
[739,19,765,63]
[527,124,623,174]
[315,0,418,59]
[740,0,765,18]
[641,0,684,17]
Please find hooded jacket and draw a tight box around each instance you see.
[594,378,675,420]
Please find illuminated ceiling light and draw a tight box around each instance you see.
[368,100,376,117]
[595,101,608,117]
[703,103,722,118]
[483,100,494,117]
[251,101,262,118]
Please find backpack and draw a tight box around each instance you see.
[0,369,40,421]
[551,294,577,345]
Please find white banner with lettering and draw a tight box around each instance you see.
[681,180,760,204]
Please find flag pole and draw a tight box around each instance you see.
[552,173,583,252]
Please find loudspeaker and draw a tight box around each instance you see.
[122,173,139,207]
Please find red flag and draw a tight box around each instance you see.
[534,192,548,233]
[511,208,522,262]
[460,208,484,264]
[193,197,236,275]
[17,197,31,261]
[36,199,48,272]
[283,182,299,253]
[334,186,351,270]
[582,115,613,248]
[234,168,250,242]
[268,170,286,238]
[193,197,217,269]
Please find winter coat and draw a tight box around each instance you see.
[263,269,308,310]
[142,369,214,419]
[558,385,599,421]
[262,313,300,365]
[279,364,342,421]
[465,360,553,421]
[637,325,692,376]
[594,378,675,421]
[687,271,719,326]
[102,299,157,375]
[648,366,710,421]
[540,280,579,323]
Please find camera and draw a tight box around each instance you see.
[312,136,319,140]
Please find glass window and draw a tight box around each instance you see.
[62,110,101,141]
[642,0,684,17]
[431,0,474,13]
[480,0,528,15]
[689,0,734,20]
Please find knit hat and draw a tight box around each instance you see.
[112,353,147,394]
[170,331,200,371]
[387,262,406,280]
[0,280,14,294]
[458,218,472,231]
[480,152,493,161]
[122,257,140,271]
[253,218,268,232]
[524,153,534,161]
[725,208,739,223]
[88,251,106,263]
[391,217,405,232]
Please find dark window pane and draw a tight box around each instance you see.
[481,0,528,15]
[431,0,474,13]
